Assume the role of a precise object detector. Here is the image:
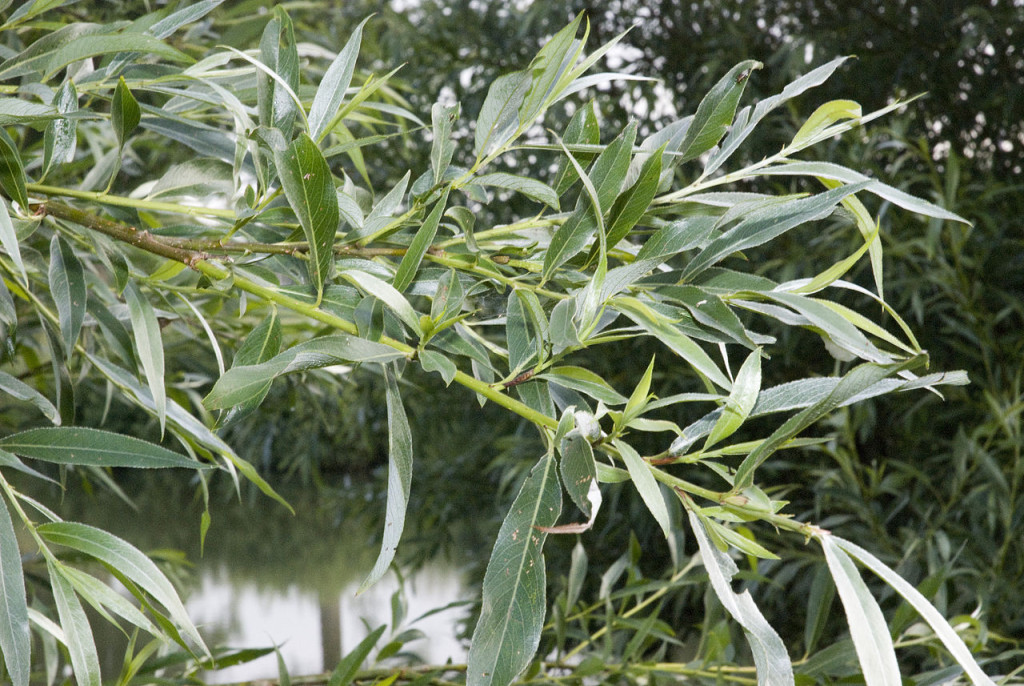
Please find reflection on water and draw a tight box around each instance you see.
[28,473,473,683]
[190,561,468,683]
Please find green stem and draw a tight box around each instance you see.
[28,184,237,219]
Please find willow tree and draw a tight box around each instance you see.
[0,3,1000,686]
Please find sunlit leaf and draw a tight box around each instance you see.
[473,173,559,210]
[705,348,761,448]
[819,535,901,686]
[275,133,339,302]
[676,60,760,163]
[48,562,101,686]
[327,624,386,686]
[124,281,165,435]
[616,439,671,541]
[0,494,30,686]
[474,70,531,158]
[309,16,369,142]
[687,510,794,685]
[468,455,561,686]
[393,190,449,292]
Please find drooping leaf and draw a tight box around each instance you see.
[829,536,998,686]
[473,173,559,211]
[48,234,86,355]
[0,427,203,469]
[393,190,449,292]
[0,127,27,210]
[819,536,901,686]
[48,562,101,686]
[468,455,561,686]
[123,281,165,435]
[540,366,627,406]
[680,182,870,282]
[59,566,159,638]
[0,369,60,424]
[111,76,140,151]
[40,33,192,82]
[339,269,422,334]
[559,431,597,517]
[675,60,761,163]
[204,333,405,409]
[687,510,794,686]
[358,365,413,593]
[39,523,208,656]
[616,439,671,541]
[275,133,339,302]
[0,494,30,686]
[309,16,368,142]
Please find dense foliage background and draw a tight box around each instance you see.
[0,0,1021,684]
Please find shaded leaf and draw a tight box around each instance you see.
[41,33,192,82]
[474,173,559,210]
[48,234,86,355]
[0,127,27,210]
[393,190,449,292]
[553,101,600,195]
[430,102,459,184]
[603,143,663,250]
[358,366,413,593]
[111,76,140,151]
[0,427,203,469]
[0,197,25,283]
[468,455,561,686]
[676,60,761,163]
[0,369,59,424]
[327,624,386,686]
[339,270,422,334]
[275,133,339,302]
[559,431,597,517]
[42,80,78,179]
[256,9,299,137]
[541,366,627,405]
[475,70,531,158]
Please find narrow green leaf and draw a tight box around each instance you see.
[829,536,998,686]
[541,366,627,405]
[205,333,405,409]
[613,296,733,390]
[518,14,584,124]
[339,270,422,334]
[505,289,536,372]
[123,282,165,435]
[42,80,77,180]
[543,122,637,280]
[733,359,921,491]
[358,366,413,593]
[680,183,869,282]
[48,563,101,686]
[310,16,369,142]
[474,70,531,158]
[327,625,386,686]
[705,349,761,448]
[553,101,600,195]
[111,76,140,151]
[59,566,159,637]
[0,128,27,210]
[148,0,223,38]
[559,432,596,517]
[616,440,671,541]
[603,143,663,250]
[275,133,339,302]
[220,311,283,424]
[676,60,761,163]
[38,523,208,657]
[0,495,30,686]
[48,234,86,355]
[687,510,794,685]
[473,173,559,210]
[419,349,457,385]
[791,100,862,148]
[393,190,449,292]
[468,455,561,686]
[0,369,59,424]
[0,427,203,469]
[41,33,192,82]
[430,102,459,184]
[256,9,299,137]
[819,536,901,686]
[757,161,969,224]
